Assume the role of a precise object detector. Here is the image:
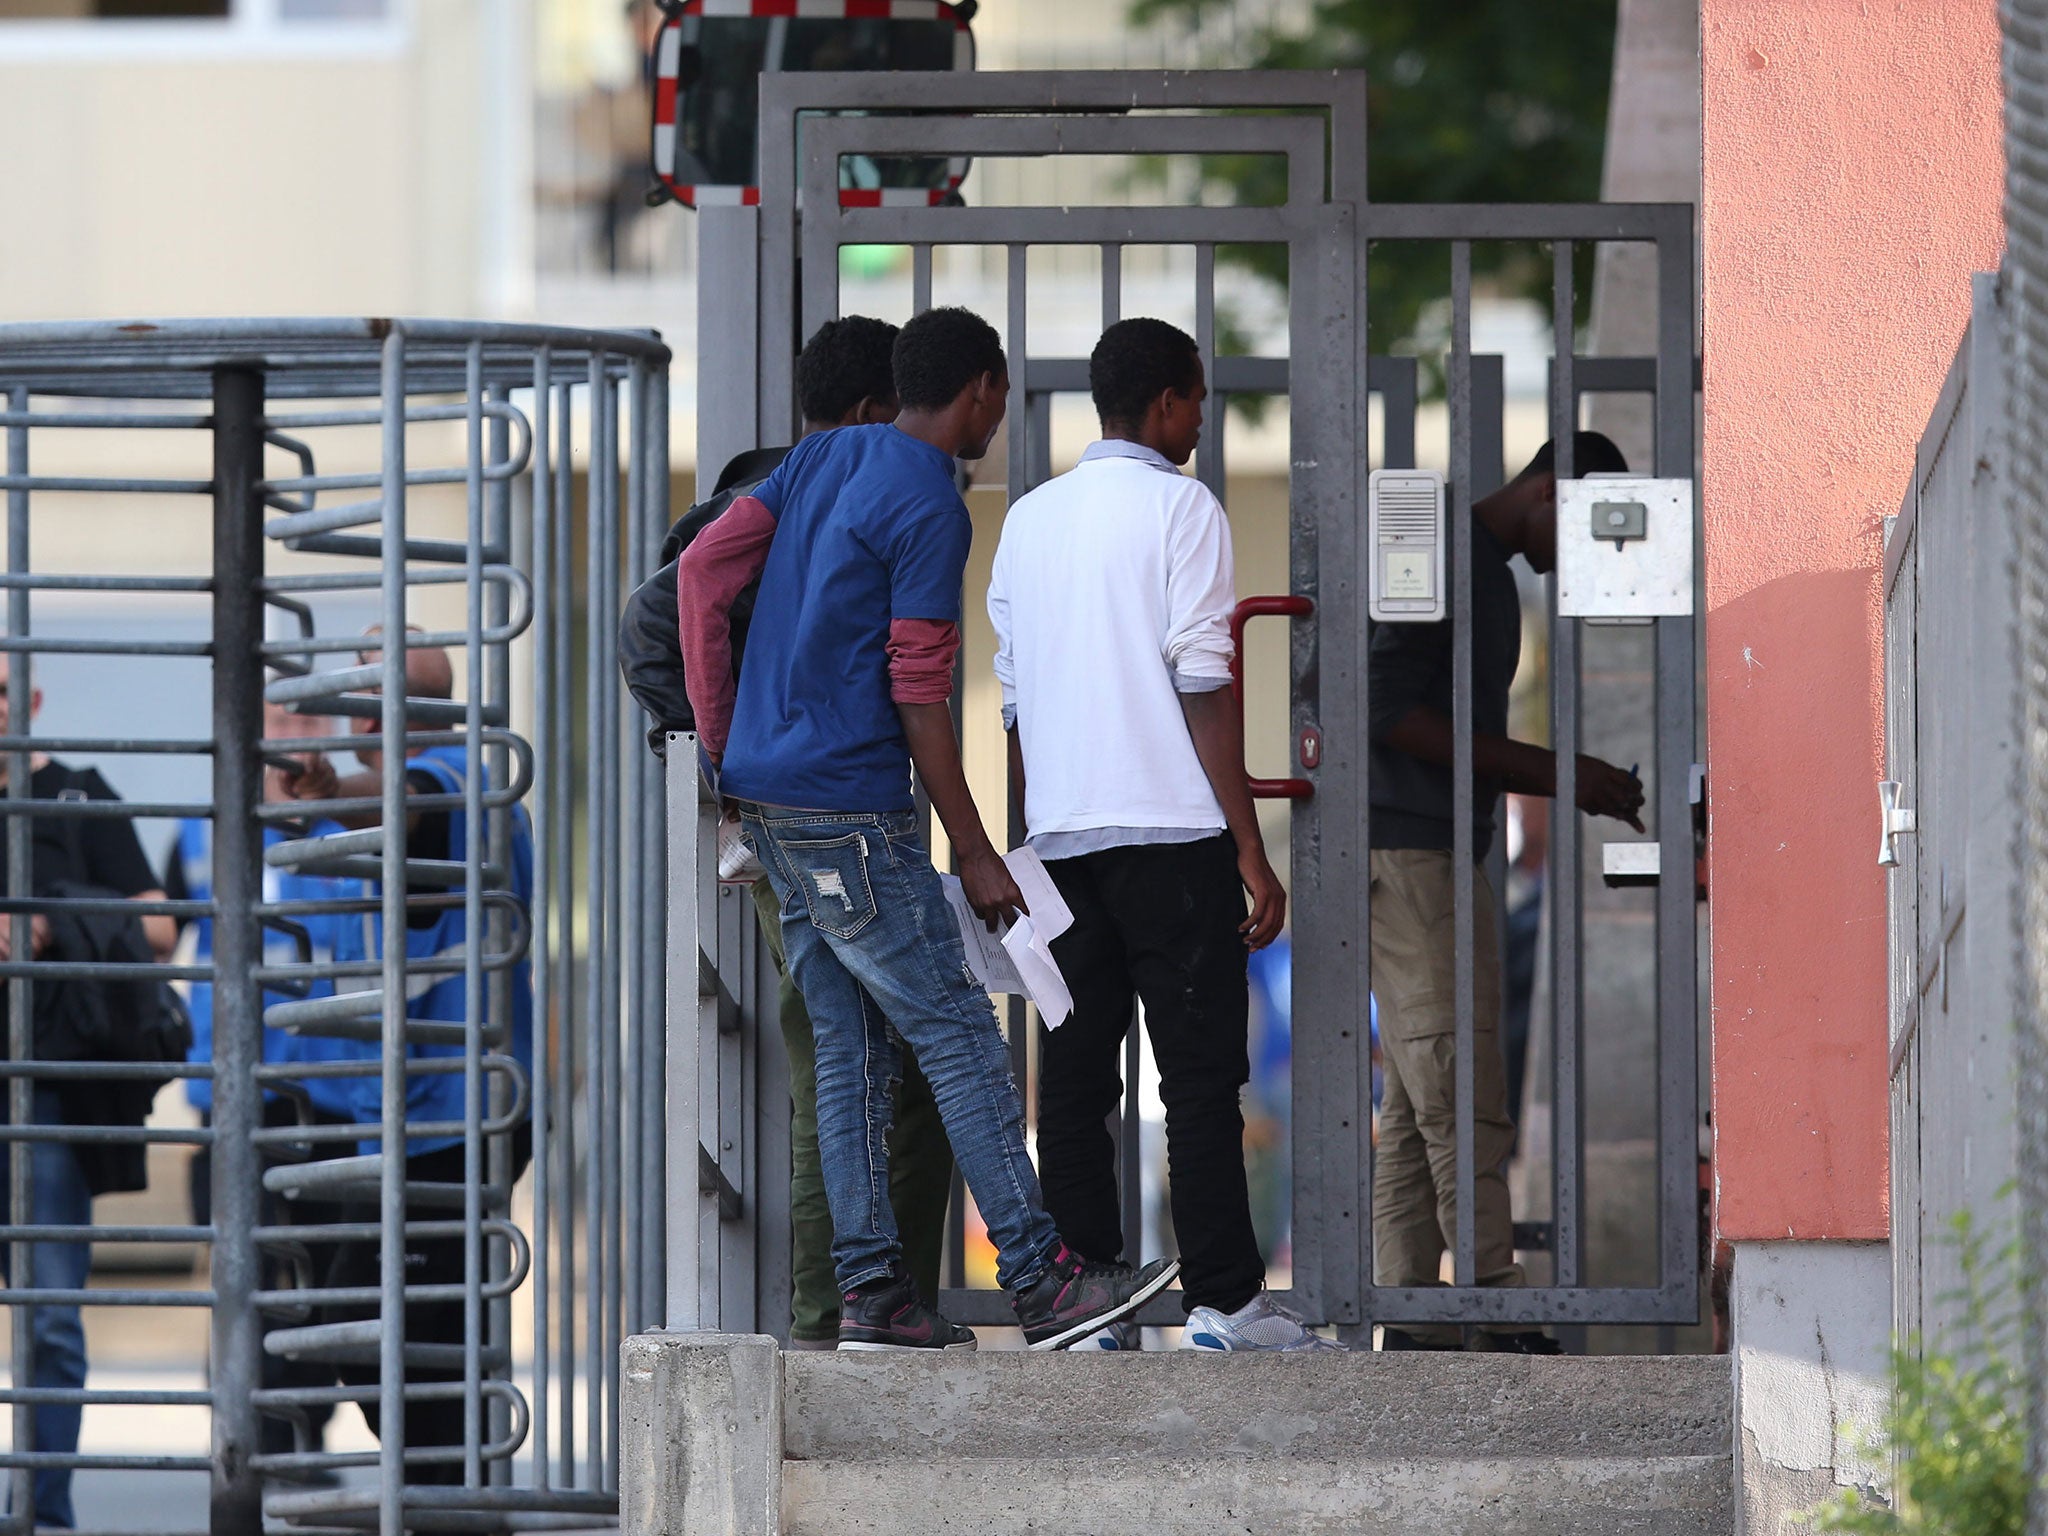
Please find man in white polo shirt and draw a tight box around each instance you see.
[990,317,1337,1352]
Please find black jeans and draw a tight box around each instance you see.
[321,1128,531,1483]
[1039,834,1265,1315]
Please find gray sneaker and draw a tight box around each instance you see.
[1179,1292,1345,1353]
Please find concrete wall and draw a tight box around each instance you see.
[1731,1241,1889,1533]
[1701,0,2004,1242]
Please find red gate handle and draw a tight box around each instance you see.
[1229,595,1316,800]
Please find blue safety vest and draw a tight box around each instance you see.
[178,817,352,1114]
[329,745,535,1155]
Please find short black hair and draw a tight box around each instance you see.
[796,315,899,426]
[1089,318,1202,428]
[1520,430,1630,480]
[891,306,1006,411]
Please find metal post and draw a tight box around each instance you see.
[6,386,32,1533]
[641,365,671,1324]
[208,365,266,1535]
[1449,243,1478,1290]
[376,327,411,1536]
[1549,243,1585,1296]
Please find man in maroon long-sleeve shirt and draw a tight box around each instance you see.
[679,306,1175,1351]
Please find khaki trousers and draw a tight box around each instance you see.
[1369,849,1523,1345]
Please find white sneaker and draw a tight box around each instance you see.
[1180,1292,1346,1353]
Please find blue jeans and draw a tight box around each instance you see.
[742,806,1061,1294]
[0,1086,91,1529]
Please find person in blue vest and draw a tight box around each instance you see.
[286,634,534,1482]
[164,700,356,1462]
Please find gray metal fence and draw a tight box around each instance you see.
[1883,273,2018,1351]
[2001,4,2048,1526]
[0,319,669,1534]
[668,69,1701,1339]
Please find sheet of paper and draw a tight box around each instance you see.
[941,856,1078,1027]
[1002,916,1074,1028]
[1001,847,1073,943]
[941,874,1028,996]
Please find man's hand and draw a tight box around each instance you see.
[0,913,51,962]
[1576,755,1646,832]
[959,845,1028,932]
[1237,844,1286,951]
[283,751,338,802]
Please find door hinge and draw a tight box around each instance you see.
[1879,780,1917,868]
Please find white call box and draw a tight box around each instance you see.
[1556,476,1694,620]
[1369,468,1446,623]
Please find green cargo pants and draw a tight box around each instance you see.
[750,877,955,1344]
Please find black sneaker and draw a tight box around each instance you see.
[836,1273,977,1352]
[1476,1330,1563,1355]
[1379,1326,1464,1352]
[1012,1245,1180,1351]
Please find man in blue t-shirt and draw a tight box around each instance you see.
[680,306,1174,1351]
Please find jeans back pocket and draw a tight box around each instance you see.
[779,831,879,941]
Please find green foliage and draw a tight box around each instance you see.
[1127,0,1618,360]
[1809,1211,2030,1536]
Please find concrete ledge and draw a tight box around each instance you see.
[782,1454,1735,1536]
[622,1332,783,1536]
[783,1351,1732,1462]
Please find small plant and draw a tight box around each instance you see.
[1809,1210,2029,1535]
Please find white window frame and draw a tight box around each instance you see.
[0,0,411,63]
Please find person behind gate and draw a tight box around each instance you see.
[166,701,356,1463]
[286,634,535,1473]
[679,305,1176,1351]
[1366,431,1643,1351]
[989,317,1340,1353]
[0,657,177,1530]
[619,315,956,1348]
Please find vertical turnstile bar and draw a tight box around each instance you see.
[583,355,609,1477]
[550,382,578,1478]
[599,367,626,1482]
[376,326,411,1536]
[1101,244,1122,328]
[913,245,933,315]
[209,365,266,1535]
[460,341,487,1488]
[3,386,29,1532]
[1449,242,1478,1291]
[527,353,554,1491]
[1548,242,1584,1291]
[483,379,514,1489]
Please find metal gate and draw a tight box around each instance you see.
[0,319,669,1534]
[666,68,1701,1336]
[1883,272,2020,1350]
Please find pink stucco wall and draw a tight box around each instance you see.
[1704,0,2004,1240]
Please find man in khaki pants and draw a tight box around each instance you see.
[1366,433,1645,1351]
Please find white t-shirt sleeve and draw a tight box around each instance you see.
[1162,488,1237,685]
[989,536,1018,717]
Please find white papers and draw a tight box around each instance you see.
[941,847,1078,1027]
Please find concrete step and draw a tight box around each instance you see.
[621,1335,1733,1536]
[784,1454,1732,1536]
[784,1351,1730,1462]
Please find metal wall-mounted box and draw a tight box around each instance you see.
[1368,468,1446,623]
[1556,476,1695,619]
